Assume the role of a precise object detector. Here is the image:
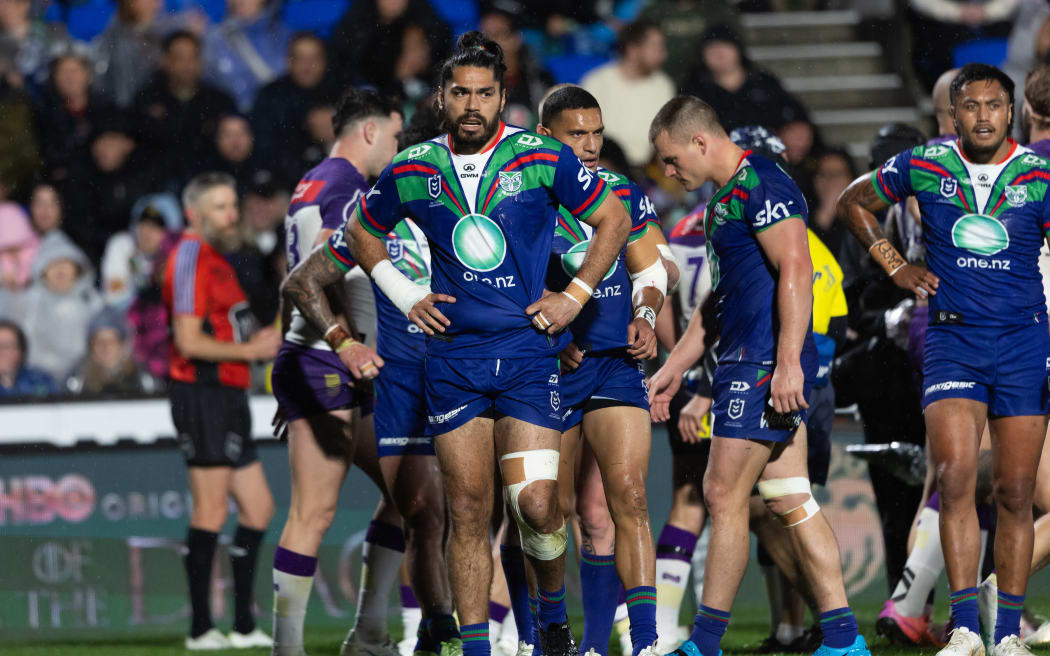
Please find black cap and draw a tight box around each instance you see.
[869,123,927,169]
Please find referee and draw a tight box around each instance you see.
[163,172,281,650]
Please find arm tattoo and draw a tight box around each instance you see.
[281,249,347,335]
[872,239,907,273]
[838,173,890,250]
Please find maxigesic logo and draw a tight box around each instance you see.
[951,213,1009,256]
[452,214,506,272]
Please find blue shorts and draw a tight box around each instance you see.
[922,322,1050,417]
[272,342,361,421]
[561,349,649,430]
[712,362,812,442]
[424,356,563,436]
[374,359,434,458]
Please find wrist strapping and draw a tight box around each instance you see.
[564,276,593,307]
[868,238,906,277]
[634,305,656,330]
[371,259,430,317]
[324,324,351,351]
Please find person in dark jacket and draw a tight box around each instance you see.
[132,30,237,184]
[65,308,159,396]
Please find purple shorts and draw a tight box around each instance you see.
[272,342,362,421]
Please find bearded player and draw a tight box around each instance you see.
[648,96,870,656]
[838,63,1050,656]
[283,32,632,656]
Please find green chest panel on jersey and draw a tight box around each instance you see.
[906,145,1050,217]
[702,166,762,289]
[389,132,565,218]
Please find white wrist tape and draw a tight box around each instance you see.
[569,276,593,297]
[370,259,430,317]
[630,258,667,305]
[634,306,656,330]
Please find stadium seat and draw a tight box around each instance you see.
[431,0,478,37]
[65,0,116,41]
[544,53,610,84]
[282,0,349,38]
[952,37,1009,69]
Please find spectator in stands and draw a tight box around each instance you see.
[0,202,38,313]
[480,6,553,128]
[251,32,337,182]
[64,110,160,265]
[28,182,63,236]
[132,30,237,186]
[0,319,57,398]
[0,52,40,199]
[126,208,177,380]
[36,50,113,183]
[225,179,285,326]
[328,0,451,90]
[0,0,71,91]
[203,0,291,112]
[581,19,675,167]
[292,102,335,176]
[909,0,1019,90]
[808,147,864,288]
[101,202,177,309]
[13,231,103,381]
[208,114,274,193]
[639,0,740,87]
[682,24,806,134]
[92,0,200,109]
[66,307,159,396]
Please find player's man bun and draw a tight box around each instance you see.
[439,30,507,89]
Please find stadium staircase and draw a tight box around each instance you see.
[740,9,926,166]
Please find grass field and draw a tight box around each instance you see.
[8,602,1050,656]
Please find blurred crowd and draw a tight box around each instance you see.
[2,0,1050,403]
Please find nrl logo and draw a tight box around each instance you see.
[550,391,561,411]
[499,171,523,195]
[940,178,958,198]
[428,174,441,199]
[924,145,950,158]
[1005,184,1028,206]
[727,398,745,420]
[516,134,543,147]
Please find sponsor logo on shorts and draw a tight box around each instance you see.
[729,381,750,392]
[924,381,977,396]
[727,398,745,420]
[428,404,468,425]
[548,373,559,385]
[378,437,431,447]
[550,391,561,411]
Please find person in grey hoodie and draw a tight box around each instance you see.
[12,231,103,380]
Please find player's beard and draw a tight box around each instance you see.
[447,110,500,152]
[959,126,1008,162]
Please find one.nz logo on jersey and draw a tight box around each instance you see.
[951,213,1009,256]
[452,214,507,272]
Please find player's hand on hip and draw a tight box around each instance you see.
[647,363,683,423]
[891,264,939,299]
[627,317,657,360]
[770,361,808,413]
[678,393,710,444]
[559,342,584,372]
[408,293,455,335]
[248,327,281,360]
[338,342,385,381]
[526,292,579,334]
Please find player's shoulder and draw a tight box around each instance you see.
[1009,144,1050,171]
[499,125,566,156]
[671,206,705,240]
[291,158,366,205]
[392,136,448,166]
[743,152,801,196]
[595,166,630,189]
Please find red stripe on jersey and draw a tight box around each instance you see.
[615,188,631,197]
[570,178,605,217]
[291,179,325,203]
[731,187,749,201]
[1010,170,1050,186]
[505,152,558,171]
[558,216,582,242]
[910,158,951,178]
[393,164,439,175]
[325,240,353,267]
[875,168,900,202]
[442,181,466,215]
[360,197,386,232]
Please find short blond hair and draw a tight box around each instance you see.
[649,95,726,144]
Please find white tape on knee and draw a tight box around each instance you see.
[757,476,820,527]
[501,449,566,560]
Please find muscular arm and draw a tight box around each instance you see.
[663,306,706,376]
[346,213,390,274]
[638,226,681,291]
[756,218,812,369]
[655,300,677,352]
[280,245,348,340]
[576,194,631,292]
[837,172,939,296]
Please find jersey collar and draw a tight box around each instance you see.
[447,121,506,156]
[954,137,1018,165]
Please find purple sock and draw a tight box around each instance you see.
[401,584,419,609]
[366,519,406,551]
[273,545,317,576]
[656,524,699,561]
[925,492,940,511]
[490,601,510,624]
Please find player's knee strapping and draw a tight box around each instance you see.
[500,449,567,560]
[757,476,819,527]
